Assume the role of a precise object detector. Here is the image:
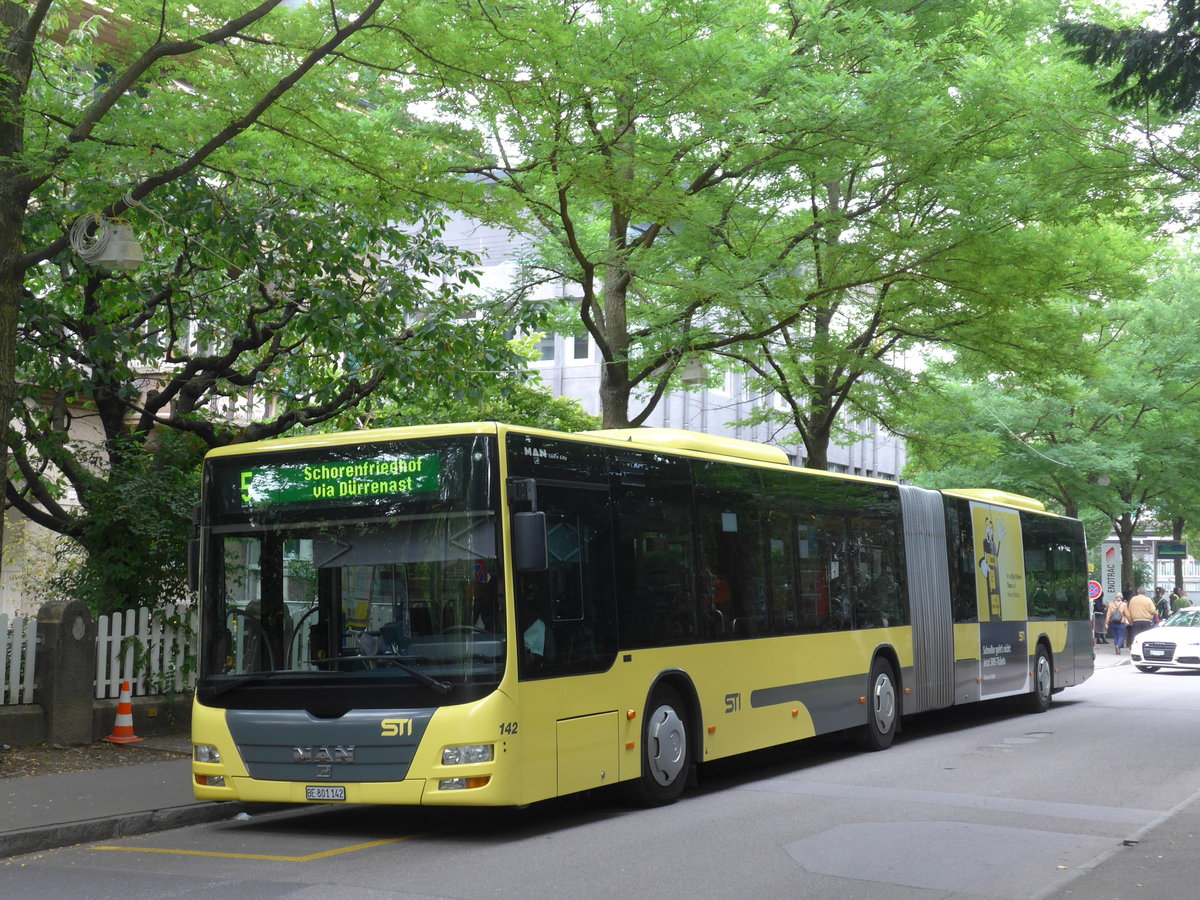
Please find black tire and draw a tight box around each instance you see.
[1027,644,1053,713]
[1136,665,1160,673]
[621,684,691,806]
[862,657,899,751]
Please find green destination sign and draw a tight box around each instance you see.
[239,453,441,506]
[1157,540,1188,560]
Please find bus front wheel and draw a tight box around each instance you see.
[863,657,898,751]
[622,684,690,807]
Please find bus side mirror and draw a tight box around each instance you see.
[188,538,200,593]
[513,511,548,573]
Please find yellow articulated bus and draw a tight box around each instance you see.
[191,422,1093,807]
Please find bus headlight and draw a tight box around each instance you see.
[439,776,491,791]
[442,744,494,765]
[194,744,221,764]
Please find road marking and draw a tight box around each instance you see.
[93,835,410,861]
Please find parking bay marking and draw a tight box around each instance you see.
[93,835,412,861]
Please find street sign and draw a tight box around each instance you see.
[1157,540,1188,560]
[1088,581,1102,601]
[1100,542,1122,604]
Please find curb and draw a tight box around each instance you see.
[0,802,265,860]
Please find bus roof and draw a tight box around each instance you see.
[203,422,794,467]
[203,425,1050,514]
[587,427,791,466]
[941,488,1047,513]
[203,422,499,458]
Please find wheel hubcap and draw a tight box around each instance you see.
[872,674,896,734]
[646,704,686,785]
[1036,655,1051,699]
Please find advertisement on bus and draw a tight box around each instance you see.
[972,502,1029,697]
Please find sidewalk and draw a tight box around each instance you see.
[1092,642,1128,670]
[0,732,264,859]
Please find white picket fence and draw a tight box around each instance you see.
[95,604,199,700]
[1,612,37,705]
[0,604,198,706]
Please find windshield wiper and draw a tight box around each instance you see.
[204,671,283,699]
[313,656,452,694]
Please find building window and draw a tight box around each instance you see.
[572,335,590,360]
[534,332,556,362]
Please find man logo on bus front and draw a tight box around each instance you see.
[293,745,355,764]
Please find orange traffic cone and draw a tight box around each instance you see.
[102,680,143,744]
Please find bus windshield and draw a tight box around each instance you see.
[197,434,504,705]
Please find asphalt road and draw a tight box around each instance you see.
[2,662,1196,899]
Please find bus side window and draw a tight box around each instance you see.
[516,484,616,679]
[695,461,766,639]
[946,499,978,623]
[1021,513,1088,621]
[764,509,799,636]
[845,483,906,629]
[808,514,849,632]
[612,451,695,649]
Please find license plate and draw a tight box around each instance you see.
[305,785,346,802]
[1148,650,1166,658]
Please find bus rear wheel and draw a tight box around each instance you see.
[863,657,898,751]
[1027,645,1053,713]
[622,684,690,806]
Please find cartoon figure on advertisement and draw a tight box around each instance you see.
[979,517,1004,620]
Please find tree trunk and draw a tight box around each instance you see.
[1174,516,1186,591]
[0,1,36,581]
[599,362,633,429]
[1114,512,1136,596]
[803,440,829,471]
[597,219,634,428]
[0,264,18,581]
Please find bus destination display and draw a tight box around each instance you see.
[239,453,441,507]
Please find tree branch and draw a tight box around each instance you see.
[22,0,387,270]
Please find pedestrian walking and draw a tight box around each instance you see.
[1153,586,1170,620]
[1171,586,1189,614]
[1127,586,1157,645]
[1092,596,1108,644]
[1106,595,1129,653]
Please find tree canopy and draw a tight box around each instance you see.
[1,0,1194,611]
[1,2,531,605]
[898,248,1200,588]
[1059,1,1200,113]
[397,0,1158,438]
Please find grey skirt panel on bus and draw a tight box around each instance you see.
[899,485,955,714]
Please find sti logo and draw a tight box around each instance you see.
[380,718,414,737]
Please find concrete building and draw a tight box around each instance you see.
[1100,530,1200,600]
